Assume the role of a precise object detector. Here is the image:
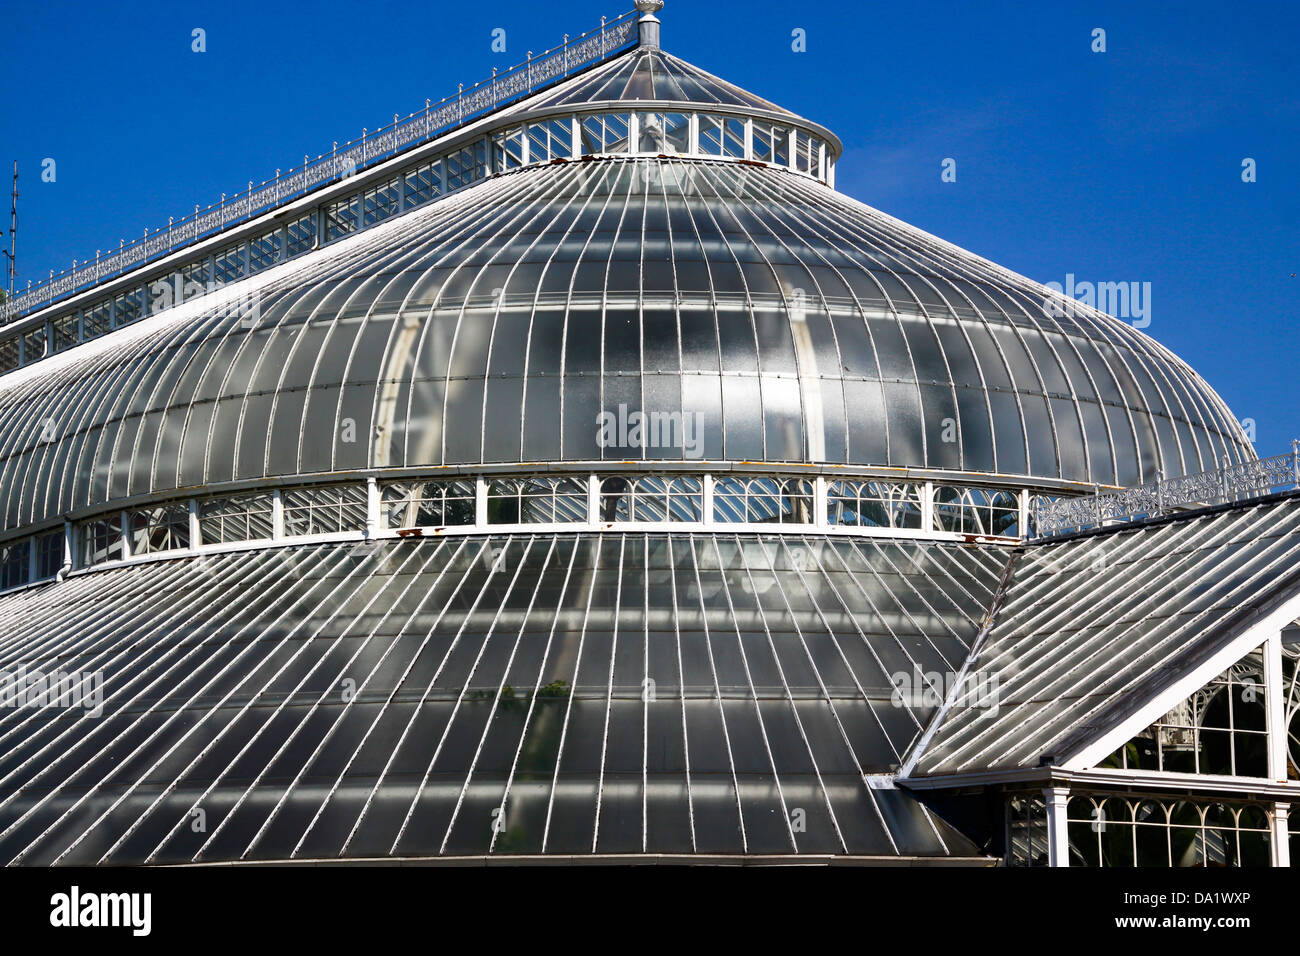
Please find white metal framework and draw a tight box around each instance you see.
[0,469,1032,593]
[1035,447,1300,537]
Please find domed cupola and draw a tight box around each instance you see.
[0,0,1252,541]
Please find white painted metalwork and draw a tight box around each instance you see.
[1050,793,1275,867]
[0,0,1286,869]
[1272,803,1290,867]
[1034,447,1300,537]
[1265,631,1287,781]
[0,468,1035,592]
[1043,786,1069,867]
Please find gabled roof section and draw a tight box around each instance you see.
[909,493,1300,777]
[518,48,797,116]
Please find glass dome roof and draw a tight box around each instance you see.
[0,155,1250,533]
[0,532,997,863]
[0,29,1251,534]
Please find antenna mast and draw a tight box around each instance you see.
[2,162,15,298]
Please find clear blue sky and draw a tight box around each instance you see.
[3,0,1297,454]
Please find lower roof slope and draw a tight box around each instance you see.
[0,532,1002,864]
[6,489,1296,862]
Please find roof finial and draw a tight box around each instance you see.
[635,0,663,50]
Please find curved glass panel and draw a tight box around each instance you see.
[713,476,813,524]
[198,494,274,546]
[828,480,923,530]
[933,486,1020,536]
[127,504,190,556]
[487,476,586,524]
[599,475,703,522]
[282,485,368,537]
[382,479,476,529]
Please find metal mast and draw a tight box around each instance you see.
[2,162,15,298]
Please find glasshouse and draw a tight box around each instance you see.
[0,2,1294,866]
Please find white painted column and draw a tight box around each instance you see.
[588,474,601,529]
[702,474,714,527]
[188,499,201,550]
[272,489,285,540]
[476,476,489,527]
[365,476,380,539]
[1265,631,1286,780]
[1272,803,1291,867]
[61,520,73,578]
[119,510,132,560]
[1043,786,1070,867]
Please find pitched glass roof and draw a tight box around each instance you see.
[913,493,1300,776]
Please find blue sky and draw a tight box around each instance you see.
[2,0,1297,453]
